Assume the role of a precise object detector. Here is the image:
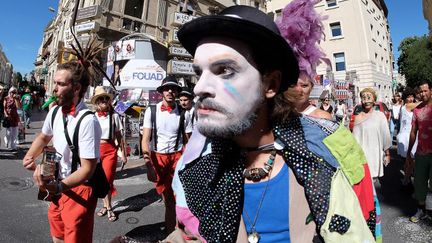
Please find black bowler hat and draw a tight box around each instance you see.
[177,5,299,92]
[157,75,182,93]
[179,87,194,98]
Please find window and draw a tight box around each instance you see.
[326,0,337,7]
[334,52,346,71]
[124,0,144,19]
[330,22,342,37]
[157,0,169,26]
[180,1,194,15]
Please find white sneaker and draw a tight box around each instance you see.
[410,209,427,223]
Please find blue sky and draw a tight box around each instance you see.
[0,1,429,75]
[0,1,58,75]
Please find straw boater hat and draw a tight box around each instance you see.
[156,75,182,93]
[91,86,114,105]
[177,5,299,92]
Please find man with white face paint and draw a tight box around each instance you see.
[169,4,378,243]
[352,88,391,179]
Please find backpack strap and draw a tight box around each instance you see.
[150,105,157,151]
[51,106,61,129]
[175,107,186,150]
[62,110,95,173]
[108,110,113,141]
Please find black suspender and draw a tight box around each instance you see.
[150,105,158,151]
[63,111,94,173]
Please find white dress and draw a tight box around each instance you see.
[353,110,392,178]
[396,105,418,158]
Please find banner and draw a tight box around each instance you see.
[117,59,166,88]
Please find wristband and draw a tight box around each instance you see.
[55,181,63,195]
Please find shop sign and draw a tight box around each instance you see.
[63,29,73,46]
[118,59,166,88]
[168,60,194,75]
[76,5,102,21]
[171,12,197,27]
[169,46,191,57]
[75,21,100,33]
[169,28,179,43]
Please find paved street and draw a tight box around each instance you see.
[0,110,166,243]
[1,109,432,242]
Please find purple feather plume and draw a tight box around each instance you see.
[276,0,328,83]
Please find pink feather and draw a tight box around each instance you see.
[276,0,328,83]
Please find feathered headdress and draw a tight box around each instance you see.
[276,0,329,83]
[67,0,116,91]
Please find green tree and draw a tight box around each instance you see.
[397,35,432,88]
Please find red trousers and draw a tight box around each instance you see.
[100,142,118,196]
[151,151,182,194]
[48,184,97,243]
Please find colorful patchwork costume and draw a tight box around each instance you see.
[171,116,381,243]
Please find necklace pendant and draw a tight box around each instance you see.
[247,231,260,243]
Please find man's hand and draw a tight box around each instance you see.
[384,154,391,166]
[33,164,46,188]
[23,155,36,171]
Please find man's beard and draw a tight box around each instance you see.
[195,95,264,139]
[57,91,74,107]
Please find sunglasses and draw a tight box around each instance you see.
[96,96,110,102]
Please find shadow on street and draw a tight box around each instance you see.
[377,148,417,216]
[115,165,146,180]
[113,188,161,215]
[109,222,167,243]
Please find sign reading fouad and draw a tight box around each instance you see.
[168,60,194,75]
[119,59,166,88]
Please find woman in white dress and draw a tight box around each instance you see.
[353,88,392,179]
[396,87,420,184]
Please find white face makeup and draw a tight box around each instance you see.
[192,37,264,138]
[361,91,375,108]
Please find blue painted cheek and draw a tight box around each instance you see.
[223,81,244,102]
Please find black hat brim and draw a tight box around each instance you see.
[178,15,299,91]
[156,82,182,93]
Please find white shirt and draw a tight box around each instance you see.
[392,104,402,119]
[96,112,123,140]
[42,100,102,179]
[185,106,197,130]
[143,102,192,153]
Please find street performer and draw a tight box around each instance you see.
[23,62,102,243]
[168,4,378,243]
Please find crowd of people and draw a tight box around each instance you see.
[16,0,432,242]
[0,85,43,151]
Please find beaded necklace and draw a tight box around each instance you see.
[243,149,277,182]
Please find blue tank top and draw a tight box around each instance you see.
[242,163,290,242]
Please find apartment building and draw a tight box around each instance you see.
[0,44,13,87]
[267,0,393,104]
[35,0,267,95]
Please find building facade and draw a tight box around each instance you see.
[267,0,394,104]
[0,44,13,87]
[35,0,267,95]
[424,0,432,39]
